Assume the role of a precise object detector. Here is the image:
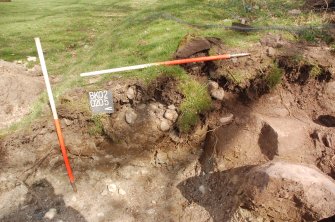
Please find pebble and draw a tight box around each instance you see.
[118,188,126,195]
[158,104,164,109]
[199,185,206,194]
[267,47,276,57]
[288,9,301,16]
[101,189,108,196]
[167,104,176,110]
[219,113,234,125]
[125,109,137,125]
[97,212,105,217]
[164,109,178,122]
[107,183,117,193]
[160,120,171,131]
[64,118,73,126]
[208,81,219,91]
[126,87,136,100]
[210,88,225,100]
[44,208,57,220]
[27,56,37,62]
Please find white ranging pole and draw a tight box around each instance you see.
[34,37,76,192]
[80,53,250,77]
[35,38,58,119]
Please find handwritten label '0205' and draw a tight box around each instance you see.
[88,90,114,114]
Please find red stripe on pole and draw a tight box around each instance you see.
[159,54,231,66]
[54,119,76,187]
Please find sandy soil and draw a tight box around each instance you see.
[0,60,43,129]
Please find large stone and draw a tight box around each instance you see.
[179,161,335,221]
[243,162,335,221]
[258,117,308,160]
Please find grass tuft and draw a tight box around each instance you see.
[178,77,211,133]
[266,62,283,89]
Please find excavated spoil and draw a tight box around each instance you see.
[1,34,335,221]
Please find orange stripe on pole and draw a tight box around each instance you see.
[54,119,75,184]
[159,54,231,66]
[80,53,250,77]
[35,37,77,192]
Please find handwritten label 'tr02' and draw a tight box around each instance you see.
[88,90,114,114]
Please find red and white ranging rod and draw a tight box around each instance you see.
[35,38,77,192]
[80,53,250,77]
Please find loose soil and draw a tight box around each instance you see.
[1,34,335,222]
[0,60,43,129]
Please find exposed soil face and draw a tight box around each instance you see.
[0,60,44,129]
[1,34,335,221]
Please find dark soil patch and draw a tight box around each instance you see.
[147,75,184,105]
[305,0,335,10]
[316,115,335,127]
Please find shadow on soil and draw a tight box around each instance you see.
[1,179,87,222]
[177,165,256,222]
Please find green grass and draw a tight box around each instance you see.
[0,0,329,133]
[178,76,212,133]
[266,62,283,89]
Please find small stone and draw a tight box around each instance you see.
[267,47,276,57]
[126,87,136,100]
[158,104,164,109]
[199,185,206,194]
[101,189,108,196]
[118,188,126,195]
[160,120,171,131]
[219,113,234,125]
[241,18,246,25]
[17,60,23,64]
[44,208,57,220]
[168,104,176,110]
[107,183,117,193]
[147,209,155,215]
[208,81,219,91]
[27,56,37,62]
[138,104,146,110]
[210,88,225,100]
[169,131,183,143]
[64,118,73,126]
[155,151,168,165]
[97,212,105,217]
[253,5,260,10]
[125,109,137,125]
[164,109,178,122]
[151,200,157,204]
[288,9,301,16]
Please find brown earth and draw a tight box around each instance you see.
[0,34,335,222]
[0,60,44,129]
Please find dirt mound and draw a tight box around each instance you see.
[0,60,43,129]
